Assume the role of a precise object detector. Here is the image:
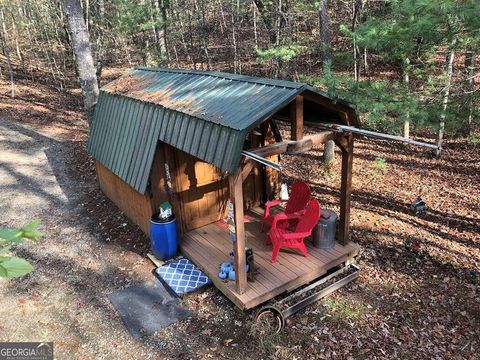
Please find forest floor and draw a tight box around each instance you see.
[0,69,479,360]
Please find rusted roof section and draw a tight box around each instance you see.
[101,67,311,131]
[87,67,358,193]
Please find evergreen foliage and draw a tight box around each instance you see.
[327,0,480,134]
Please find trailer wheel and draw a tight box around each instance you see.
[254,306,284,334]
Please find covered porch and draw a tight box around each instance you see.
[181,207,359,309]
[180,92,359,310]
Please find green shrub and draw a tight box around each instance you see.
[373,157,388,175]
[0,220,43,278]
[468,135,480,143]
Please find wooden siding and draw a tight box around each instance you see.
[94,120,282,237]
[168,146,265,233]
[95,161,154,234]
[181,207,360,309]
[174,149,229,232]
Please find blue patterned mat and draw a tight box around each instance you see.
[154,258,212,296]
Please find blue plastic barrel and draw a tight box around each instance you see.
[150,214,179,260]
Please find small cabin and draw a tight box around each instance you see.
[87,67,360,309]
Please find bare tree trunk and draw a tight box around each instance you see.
[316,0,337,117]
[195,0,211,70]
[273,0,286,78]
[0,8,15,98]
[161,0,169,63]
[364,47,369,78]
[64,0,99,123]
[121,36,132,65]
[352,0,361,81]
[253,0,276,44]
[351,0,367,81]
[436,39,456,157]
[403,57,410,138]
[153,0,169,63]
[10,14,24,70]
[236,0,242,73]
[322,140,335,164]
[187,9,196,69]
[151,0,161,57]
[461,50,476,136]
[172,0,191,64]
[217,0,227,34]
[85,0,89,32]
[172,43,179,65]
[231,0,239,73]
[95,0,105,86]
[253,1,258,50]
[41,18,64,88]
[150,13,160,57]
[318,0,331,73]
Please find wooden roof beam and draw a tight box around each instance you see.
[246,131,336,158]
[241,159,256,182]
[248,141,290,158]
[287,131,337,154]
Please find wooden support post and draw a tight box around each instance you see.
[290,95,304,140]
[337,134,354,245]
[229,168,247,294]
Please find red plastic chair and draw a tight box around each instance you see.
[268,199,321,263]
[261,181,311,232]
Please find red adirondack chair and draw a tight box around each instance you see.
[261,181,311,232]
[268,199,321,263]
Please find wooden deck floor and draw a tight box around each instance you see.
[181,207,359,310]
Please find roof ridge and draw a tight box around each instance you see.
[134,66,305,90]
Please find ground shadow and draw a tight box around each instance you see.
[0,120,149,256]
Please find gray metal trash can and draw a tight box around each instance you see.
[312,209,337,249]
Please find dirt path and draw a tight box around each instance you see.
[0,120,69,225]
[0,118,245,359]
[0,118,150,358]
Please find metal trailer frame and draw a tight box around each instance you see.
[255,264,360,333]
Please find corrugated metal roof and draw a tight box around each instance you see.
[87,92,164,192]
[87,67,357,193]
[101,67,306,131]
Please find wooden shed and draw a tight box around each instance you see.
[87,67,360,310]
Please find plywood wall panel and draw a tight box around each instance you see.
[174,149,229,231]
[95,161,154,235]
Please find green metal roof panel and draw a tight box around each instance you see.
[87,92,163,192]
[87,67,358,193]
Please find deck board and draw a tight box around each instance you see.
[181,207,359,309]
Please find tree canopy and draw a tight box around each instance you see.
[0,0,478,146]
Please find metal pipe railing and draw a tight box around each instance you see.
[241,150,282,171]
[315,123,439,150]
